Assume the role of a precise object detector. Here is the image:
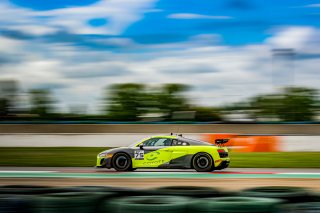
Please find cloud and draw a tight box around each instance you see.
[0,0,319,114]
[304,4,320,8]
[167,13,232,20]
[266,26,320,52]
[92,37,136,47]
[0,0,157,36]
[64,62,131,78]
[1,30,35,40]
[159,62,220,75]
[1,25,320,113]
[30,83,68,90]
[0,36,23,50]
[35,0,157,35]
[6,25,57,36]
[296,53,320,60]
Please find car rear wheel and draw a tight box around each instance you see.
[192,153,214,172]
[112,153,132,171]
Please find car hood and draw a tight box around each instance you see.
[99,147,128,155]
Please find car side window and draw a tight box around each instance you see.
[172,140,190,146]
[141,138,157,146]
[154,138,172,146]
[172,139,178,146]
[142,138,172,146]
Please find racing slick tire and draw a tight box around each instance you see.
[192,153,214,172]
[112,153,132,171]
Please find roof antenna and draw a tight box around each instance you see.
[176,125,181,137]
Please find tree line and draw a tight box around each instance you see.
[0,82,319,122]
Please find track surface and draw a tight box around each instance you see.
[1,167,320,178]
[0,167,320,178]
[1,167,319,190]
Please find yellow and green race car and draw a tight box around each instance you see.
[96,134,230,172]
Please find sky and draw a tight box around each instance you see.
[0,0,320,113]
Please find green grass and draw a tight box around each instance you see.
[0,147,319,168]
[0,147,110,167]
[229,152,320,168]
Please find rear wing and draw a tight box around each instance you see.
[215,139,230,146]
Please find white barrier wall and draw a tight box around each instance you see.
[0,134,320,151]
[281,136,320,152]
[0,134,201,147]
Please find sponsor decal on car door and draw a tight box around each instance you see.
[133,147,172,168]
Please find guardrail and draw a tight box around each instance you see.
[0,124,320,134]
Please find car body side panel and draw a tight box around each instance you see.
[132,146,229,169]
[160,154,194,169]
[132,147,172,168]
[96,136,230,169]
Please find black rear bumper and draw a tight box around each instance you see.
[215,161,230,170]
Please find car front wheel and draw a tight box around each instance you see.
[112,153,132,171]
[192,153,214,172]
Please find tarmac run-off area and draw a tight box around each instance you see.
[0,167,319,191]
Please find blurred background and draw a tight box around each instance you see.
[0,1,320,212]
[0,0,320,197]
[0,0,319,123]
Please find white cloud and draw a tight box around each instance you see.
[93,37,137,47]
[304,4,320,8]
[266,26,320,55]
[6,25,58,36]
[1,26,320,113]
[167,13,232,20]
[35,0,157,35]
[0,36,23,52]
[0,0,157,35]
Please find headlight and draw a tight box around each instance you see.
[99,152,107,157]
[98,152,113,158]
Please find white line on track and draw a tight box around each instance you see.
[279,173,320,175]
[0,171,57,173]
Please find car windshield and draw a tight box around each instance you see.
[128,142,138,148]
[128,139,146,148]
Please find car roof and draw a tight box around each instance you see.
[150,135,177,139]
[151,135,212,146]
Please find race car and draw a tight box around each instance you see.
[96,134,230,172]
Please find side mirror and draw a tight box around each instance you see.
[139,144,144,150]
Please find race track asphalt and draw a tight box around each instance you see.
[0,167,320,190]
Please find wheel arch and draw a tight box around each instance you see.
[111,151,132,168]
[190,152,214,169]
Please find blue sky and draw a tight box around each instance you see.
[0,0,320,113]
[10,0,100,10]
[6,0,320,46]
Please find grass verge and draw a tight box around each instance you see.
[229,152,320,168]
[0,147,319,168]
[0,147,108,167]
